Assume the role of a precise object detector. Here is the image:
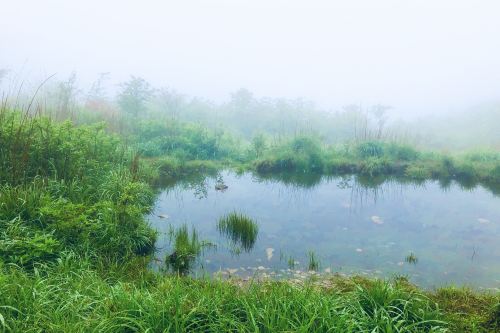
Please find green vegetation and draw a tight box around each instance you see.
[165,224,213,275]
[217,212,259,252]
[1,257,499,332]
[1,78,499,331]
[405,252,419,265]
[0,107,156,267]
[307,251,320,271]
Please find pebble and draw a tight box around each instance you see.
[266,248,274,261]
[477,218,490,224]
[371,215,384,225]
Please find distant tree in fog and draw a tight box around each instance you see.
[117,76,153,117]
[87,72,110,104]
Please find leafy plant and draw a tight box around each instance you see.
[217,212,259,252]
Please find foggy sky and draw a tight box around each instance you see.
[1,0,500,116]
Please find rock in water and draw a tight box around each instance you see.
[371,215,384,225]
[477,218,490,224]
[215,184,228,191]
[265,248,274,261]
[158,214,169,219]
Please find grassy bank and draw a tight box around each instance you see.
[1,107,500,332]
[0,255,499,332]
[252,137,500,189]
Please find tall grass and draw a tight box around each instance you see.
[0,107,157,266]
[307,251,320,271]
[217,212,259,252]
[0,256,458,332]
[166,224,213,275]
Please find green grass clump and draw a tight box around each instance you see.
[254,136,325,173]
[217,212,258,252]
[166,224,213,275]
[307,251,320,271]
[405,252,418,264]
[356,141,385,159]
[431,286,500,332]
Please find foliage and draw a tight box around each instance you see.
[0,108,156,266]
[0,257,460,332]
[217,212,258,252]
[166,224,213,275]
[255,136,325,173]
[117,76,154,117]
[307,251,320,271]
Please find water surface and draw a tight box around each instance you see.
[148,171,500,289]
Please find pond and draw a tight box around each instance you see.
[147,171,500,289]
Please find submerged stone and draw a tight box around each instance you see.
[371,215,384,225]
[265,247,274,261]
[215,184,228,191]
[227,268,238,275]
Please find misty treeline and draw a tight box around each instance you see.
[1,72,499,151]
[0,73,412,144]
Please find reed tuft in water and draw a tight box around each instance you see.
[217,212,259,252]
[308,251,320,271]
[405,252,418,265]
[166,224,214,275]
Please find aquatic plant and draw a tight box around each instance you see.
[166,224,213,275]
[356,141,385,159]
[217,212,258,252]
[287,257,296,269]
[405,252,418,265]
[307,251,320,271]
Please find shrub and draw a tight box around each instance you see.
[386,143,420,161]
[356,141,385,159]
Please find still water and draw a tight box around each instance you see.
[148,171,500,289]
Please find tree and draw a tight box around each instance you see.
[54,72,79,119]
[87,72,110,104]
[156,88,185,121]
[117,76,153,117]
[370,104,391,139]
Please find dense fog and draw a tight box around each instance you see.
[1,0,500,149]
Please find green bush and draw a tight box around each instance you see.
[0,219,60,267]
[386,143,420,161]
[356,141,385,158]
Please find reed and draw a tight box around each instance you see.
[217,212,258,252]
